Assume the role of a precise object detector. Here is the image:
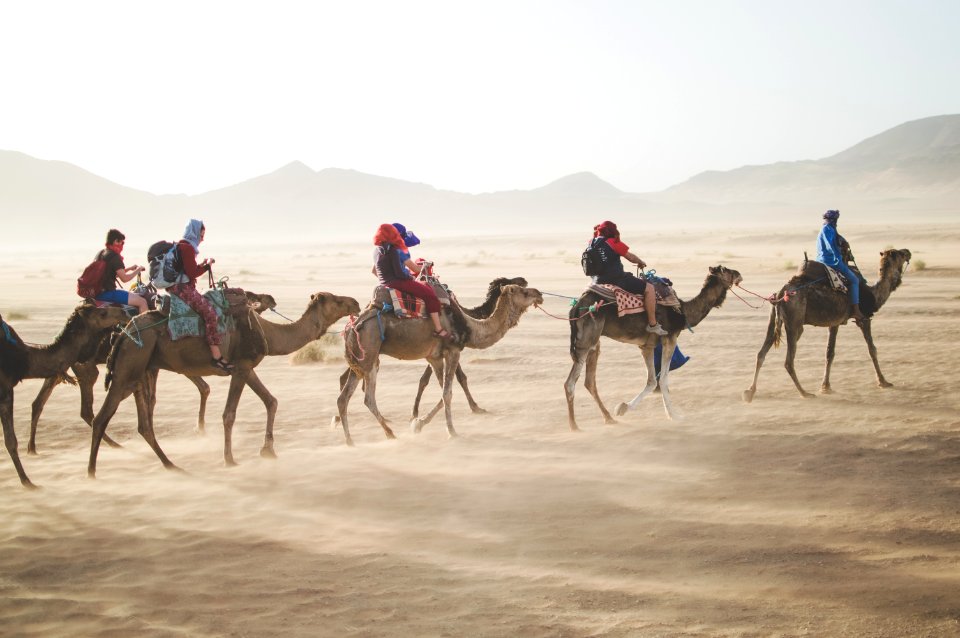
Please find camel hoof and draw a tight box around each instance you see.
[741,389,755,403]
[27,447,38,456]
[615,402,629,417]
[410,418,426,434]
[878,381,894,388]
[21,479,40,490]
[330,416,342,430]
[470,407,489,415]
[447,430,459,439]
[344,437,355,447]
[604,417,618,425]
[801,392,816,399]
[105,439,123,449]
[568,423,581,432]
[260,447,277,459]
[820,386,833,395]
[194,425,206,436]
[223,459,238,468]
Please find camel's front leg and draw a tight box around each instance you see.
[617,344,658,417]
[656,338,681,420]
[439,350,461,438]
[583,343,616,424]
[188,375,211,434]
[820,326,839,394]
[360,361,397,440]
[411,365,433,419]
[28,376,59,456]
[784,325,815,398]
[563,349,589,432]
[134,381,178,471]
[243,370,279,458]
[858,319,893,387]
[336,369,362,446]
[2,389,36,488]
[455,364,486,414]
[743,305,778,403]
[88,382,127,478]
[221,370,251,466]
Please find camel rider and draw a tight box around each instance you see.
[93,229,149,314]
[589,221,668,336]
[373,223,452,340]
[168,219,234,373]
[816,209,865,322]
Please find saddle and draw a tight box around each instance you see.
[163,288,250,342]
[796,260,856,294]
[371,279,452,319]
[587,279,681,318]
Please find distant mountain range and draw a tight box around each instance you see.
[2,114,957,242]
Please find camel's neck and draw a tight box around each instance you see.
[679,276,729,328]
[255,311,326,356]
[465,290,501,319]
[869,263,904,309]
[460,295,527,350]
[24,328,92,379]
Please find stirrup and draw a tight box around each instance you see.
[211,357,235,372]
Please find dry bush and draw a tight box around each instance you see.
[289,333,343,365]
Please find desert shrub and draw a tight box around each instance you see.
[913,259,927,271]
[6,311,29,321]
[784,260,796,271]
[289,333,342,365]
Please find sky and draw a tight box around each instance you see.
[1,0,958,196]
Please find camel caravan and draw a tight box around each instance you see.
[0,213,911,487]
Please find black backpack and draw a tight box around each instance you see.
[147,240,184,289]
[581,237,605,276]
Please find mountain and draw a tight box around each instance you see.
[2,114,957,245]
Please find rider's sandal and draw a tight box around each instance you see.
[432,328,454,341]
[212,357,235,373]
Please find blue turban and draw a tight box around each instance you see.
[392,222,420,247]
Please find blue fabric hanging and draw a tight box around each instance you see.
[654,343,690,378]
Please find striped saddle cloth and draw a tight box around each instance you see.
[587,280,681,318]
[371,281,452,319]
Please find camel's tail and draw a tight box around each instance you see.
[771,303,783,349]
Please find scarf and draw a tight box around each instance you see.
[182,219,204,251]
[374,223,407,251]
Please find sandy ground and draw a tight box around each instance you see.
[2,224,959,637]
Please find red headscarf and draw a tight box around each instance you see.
[594,221,619,239]
[374,223,407,250]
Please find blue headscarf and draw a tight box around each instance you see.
[822,209,840,225]
[392,222,420,247]
[182,219,204,251]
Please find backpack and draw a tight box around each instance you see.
[147,240,185,289]
[581,237,606,277]
[77,254,108,298]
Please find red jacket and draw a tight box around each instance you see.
[176,240,209,286]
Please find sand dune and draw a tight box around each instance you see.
[2,223,959,636]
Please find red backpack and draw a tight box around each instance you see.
[76,255,108,299]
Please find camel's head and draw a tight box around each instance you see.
[245,291,278,314]
[709,265,743,288]
[501,284,544,309]
[76,302,131,331]
[309,292,362,324]
[880,248,911,272]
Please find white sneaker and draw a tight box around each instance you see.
[646,323,668,336]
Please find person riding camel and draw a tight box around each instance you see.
[168,219,234,372]
[816,209,865,323]
[93,229,149,314]
[588,221,668,336]
[372,223,452,340]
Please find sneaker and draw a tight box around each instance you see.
[646,323,668,336]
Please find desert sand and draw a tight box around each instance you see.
[2,223,959,637]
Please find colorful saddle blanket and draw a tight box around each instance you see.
[798,260,849,294]
[165,289,236,341]
[371,281,452,319]
[587,280,681,318]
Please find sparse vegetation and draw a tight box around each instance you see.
[913,259,927,271]
[238,269,256,276]
[289,333,342,364]
[784,260,797,271]
[6,311,29,320]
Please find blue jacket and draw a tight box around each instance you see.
[816,223,842,267]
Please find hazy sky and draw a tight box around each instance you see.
[1,0,957,195]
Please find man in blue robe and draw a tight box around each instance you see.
[816,209,865,322]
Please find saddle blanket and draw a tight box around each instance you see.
[587,281,681,318]
[823,265,848,294]
[797,260,849,294]
[165,289,235,341]
[371,281,451,319]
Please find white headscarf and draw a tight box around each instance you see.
[182,219,204,251]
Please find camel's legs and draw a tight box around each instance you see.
[820,326,839,393]
[28,376,59,455]
[858,319,893,388]
[132,381,178,470]
[656,338,679,420]
[242,370,279,458]
[784,323,815,398]
[583,343,616,424]
[88,382,131,478]
[221,370,251,466]
[412,366,433,419]
[414,363,486,421]
[188,375,211,434]
[359,362,397,440]
[438,351,461,438]
[563,347,589,432]
[620,344,658,415]
[2,389,36,488]
[742,305,779,403]
[336,369,362,446]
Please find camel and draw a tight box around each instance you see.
[564,265,743,430]
[27,291,278,453]
[742,248,911,402]
[86,292,360,478]
[1,303,129,488]
[335,284,543,446]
